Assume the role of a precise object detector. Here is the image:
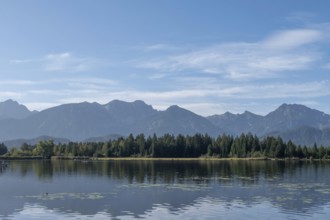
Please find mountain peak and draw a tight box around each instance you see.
[105,100,151,109]
[167,105,181,111]
[3,99,18,104]
[0,99,33,119]
[166,105,194,115]
[132,100,147,105]
[277,103,313,112]
[241,110,262,119]
[264,103,330,132]
[104,100,156,125]
[0,100,329,145]
[270,103,326,119]
[243,110,254,115]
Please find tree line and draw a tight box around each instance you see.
[2,133,330,159]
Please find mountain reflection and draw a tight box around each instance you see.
[1,160,330,219]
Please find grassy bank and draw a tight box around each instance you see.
[1,156,269,161]
[0,156,43,160]
[91,157,271,161]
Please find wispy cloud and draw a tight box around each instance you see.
[52,80,325,115]
[44,52,103,72]
[2,78,329,115]
[286,12,318,24]
[262,29,323,49]
[148,73,167,80]
[138,28,327,80]
[0,80,36,85]
[0,91,24,98]
[10,52,103,73]
[144,44,178,51]
[4,24,330,116]
[221,81,330,99]
[65,77,118,90]
[10,58,39,64]
[73,80,329,104]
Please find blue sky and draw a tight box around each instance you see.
[1,0,330,116]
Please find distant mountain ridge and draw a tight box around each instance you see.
[0,100,330,146]
[207,110,263,135]
[266,126,330,147]
[0,99,220,142]
[207,103,330,146]
[3,136,71,148]
[263,104,330,133]
[207,103,330,134]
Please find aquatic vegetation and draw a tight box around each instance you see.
[315,188,330,194]
[167,183,209,191]
[16,192,107,201]
[119,183,209,191]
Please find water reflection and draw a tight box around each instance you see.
[1,160,330,219]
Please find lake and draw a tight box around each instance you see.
[1,160,330,219]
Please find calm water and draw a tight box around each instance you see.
[1,160,330,219]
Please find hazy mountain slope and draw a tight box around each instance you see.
[263,104,330,134]
[83,134,125,142]
[0,100,220,141]
[266,126,330,147]
[0,100,330,146]
[0,99,35,120]
[104,100,157,125]
[207,103,330,136]
[0,102,119,141]
[138,105,221,136]
[207,111,263,135]
[4,136,71,148]
[23,102,119,140]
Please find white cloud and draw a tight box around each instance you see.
[0,91,24,99]
[144,44,178,51]
[148,73,167,80]
[247,54,315,72]
[65,77,118,90]
[2,79,329,116]
[4,25,330,116]
[10,52,103,73]
[0,80,36,85]
[44,52,91,72]
[10,58,39,64]
[86,80,329,115]
[224,81,330,99]
[262,29,323,49]
[138,28,326,80]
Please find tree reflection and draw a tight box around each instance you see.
[1,160,330,219]
[7,159,322,186]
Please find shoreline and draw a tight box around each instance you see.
[90,157,330,162]
[1,156,330,161]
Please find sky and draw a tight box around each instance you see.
[1,0,330,116]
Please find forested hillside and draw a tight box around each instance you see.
[3,133,330,159]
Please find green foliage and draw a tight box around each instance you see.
[0,143,8,155]
[33,140,54,159]
[4,134,330,159]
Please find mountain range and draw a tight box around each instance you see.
[1,99,330,147]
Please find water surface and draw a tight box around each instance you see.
[1,160,330,219]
